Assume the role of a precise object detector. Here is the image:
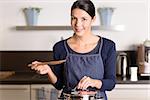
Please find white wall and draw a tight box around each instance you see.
[0,0,148,51]
[148,0,150,39]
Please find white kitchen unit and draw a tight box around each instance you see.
[0,85,30,100]
[30,84,60,100]
[107,84,150,100]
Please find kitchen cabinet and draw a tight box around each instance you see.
[107,84,150,100]
[0,84,59,100]
[0,85,30,100]
[30,84,60,100]
[0,84,150,100]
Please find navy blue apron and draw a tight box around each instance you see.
[63,37,107,100]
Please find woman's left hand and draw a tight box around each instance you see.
[77,76,102,90]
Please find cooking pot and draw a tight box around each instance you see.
[59,90,104,100]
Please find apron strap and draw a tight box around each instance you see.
[98,37,103,54]
[64,40,69,55]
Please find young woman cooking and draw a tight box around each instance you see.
[30,0,116,99]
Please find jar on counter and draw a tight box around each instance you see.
[130,67,138,81]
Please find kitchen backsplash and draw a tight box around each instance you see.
[0,51,136,72]
[0,51,53,72]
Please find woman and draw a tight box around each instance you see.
[31,0,116,99]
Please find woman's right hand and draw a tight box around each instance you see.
[30,61,52,75]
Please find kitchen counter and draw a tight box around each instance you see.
[0,72,50,84]
[0,72,150,84]
[116,76,150,84]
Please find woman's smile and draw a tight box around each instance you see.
[75,27,84,32]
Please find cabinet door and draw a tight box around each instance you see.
[31,84,60,100]
[107,84,150,100]
[0,85,30,100]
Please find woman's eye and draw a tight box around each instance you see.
[71,16,76,20]
[82,18,87,21]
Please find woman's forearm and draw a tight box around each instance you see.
[47,69,57,84]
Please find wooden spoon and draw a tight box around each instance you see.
[28,59,66,67]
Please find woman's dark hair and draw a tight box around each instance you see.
[71,0,95,19]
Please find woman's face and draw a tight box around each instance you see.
[71,8,95,36]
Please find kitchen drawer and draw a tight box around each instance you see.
[30,84,60,100]
[0,85,30,100]
[107,84,150,100]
